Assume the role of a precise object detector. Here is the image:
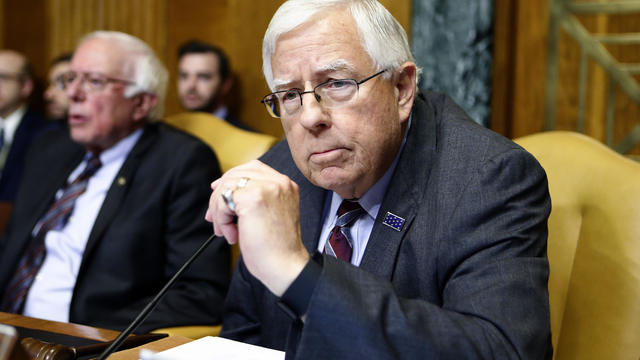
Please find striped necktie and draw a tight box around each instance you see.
[324,200,364,262]
[0,154,102,313]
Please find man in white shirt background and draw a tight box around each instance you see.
[0,50,52,203]
[0,32,229,332]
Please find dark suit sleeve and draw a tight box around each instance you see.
[136,141,230,331]
[292,148,551,359]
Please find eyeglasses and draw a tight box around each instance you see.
[261,69,387,118]
[57,71,135,92]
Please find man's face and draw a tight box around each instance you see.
[67,38,145,153]
[178,53,226,112]
[271,10,413,199]
[44,61,71,120]
[0,51,31,118]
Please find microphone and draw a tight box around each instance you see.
[96,233,218,360]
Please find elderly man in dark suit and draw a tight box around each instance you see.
[0,31,229,332]
[206,0,552,359]
[0,50,52,203]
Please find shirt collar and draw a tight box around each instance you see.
[89,128,144,166]
[213,106,228,120]
[1,105,27,143]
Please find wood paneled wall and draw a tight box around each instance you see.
[1,0,411,138]
[0,1,3,49]
[46,0,168,62]
[492,0,640,153]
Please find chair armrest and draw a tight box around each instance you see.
[151,325,222,340]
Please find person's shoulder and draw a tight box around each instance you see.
[145,121,220,171]
[20,108,59,133]
[30,125,74,151]
[150,121,214,152]
[259,139,294,171]
[224,114,256,132]
[418,91,524,160]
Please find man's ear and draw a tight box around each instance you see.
[395,62,417,123]
[20,77,34,99]
[221,76,234,96]
[131,93,158,121]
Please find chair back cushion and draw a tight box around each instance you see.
[164,112,279,173]
[515,131,640,359]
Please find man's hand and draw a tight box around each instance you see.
[205,160,310,296]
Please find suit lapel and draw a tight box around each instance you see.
[80,124,157,267]
[0,135,82,284]
[29,143,85,232]
[359,95,438,280]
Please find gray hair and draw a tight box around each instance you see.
[77,31,168,119]
[262,0,420,91]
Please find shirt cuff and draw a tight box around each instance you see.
[278,252,323,319]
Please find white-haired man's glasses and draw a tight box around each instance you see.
[261,69,386,119]
[57,71,134,93]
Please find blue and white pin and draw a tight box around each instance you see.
[383,212,405,231]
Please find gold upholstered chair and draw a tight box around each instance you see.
[514,131,640,359]
[152,112,278,340]
[163,112,279,173]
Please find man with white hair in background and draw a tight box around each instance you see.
[0,31,230,332]
[207,0,552,358]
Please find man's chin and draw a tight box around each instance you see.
[181,100,206,111]
[311,170,360,198]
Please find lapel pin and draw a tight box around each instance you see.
[383,212,405,231]
[117,176,126,186]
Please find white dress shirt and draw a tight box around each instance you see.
[23,129,143,322]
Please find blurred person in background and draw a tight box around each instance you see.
[44,53,72,123]
[0,49,52,203]
[177,40,254,131]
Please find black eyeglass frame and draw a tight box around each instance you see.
[260,69,387,118]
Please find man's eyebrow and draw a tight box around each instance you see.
[317,59,357,74]
[273,78,292,90]
[272,60,358,91]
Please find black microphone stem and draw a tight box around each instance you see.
[97,233,217,360]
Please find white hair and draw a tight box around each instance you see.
[262,0,421,91]
[78,31,168,119]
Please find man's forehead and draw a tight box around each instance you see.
[180,53,219,70]
[49,62,70,78]
[72,39,127,74]
[272,59,358,88]
[0,51,26,73]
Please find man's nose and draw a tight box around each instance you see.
[66,77,84,101]
[184,75,198,89]
[298,91,329,130]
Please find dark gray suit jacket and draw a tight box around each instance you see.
[0,122,230,332]
[221,92,552,359]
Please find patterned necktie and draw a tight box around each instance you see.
[325,200,365,262]
[1,154,102,313]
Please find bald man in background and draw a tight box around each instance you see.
[0,50,52,203]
